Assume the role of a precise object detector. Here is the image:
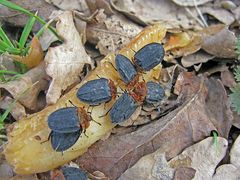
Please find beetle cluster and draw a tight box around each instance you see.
[46,42,165,152]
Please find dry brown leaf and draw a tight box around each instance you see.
[211,134,240,179]
[181,50,214,67]
[86,10,142,55]
[75,73,232,179]
[174,167,196,180]
[45,11,93,104]
[9,37,44,69]
[0,96,26,121]
[233,6,240,23]
[0,153,14,180]
[0,0,57,30]
[230,134,240,168]
[120,152,174,180]
[221,69,236,88]
[39,29,58,51]
[110,0,203,29]
[202,26,237,58]
[45,0,90,13]
[201,7,235,25]
[0,63,48,111]
[169,137,228,179]
[171,0,212,6]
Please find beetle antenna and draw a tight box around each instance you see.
[83,129,89,138]
[130,48,136,53]
[96,74,102,79]
[68,100,76,107]
[107,61,117,72]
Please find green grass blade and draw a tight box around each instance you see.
[0,26,14,47]
[0,0,61,41]
[0,70,20,75]
[18,12,37,48]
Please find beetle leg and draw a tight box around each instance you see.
[41,131,52,144]
[83,129,88,138]
[99,106,112,118]
[91,118,102,126]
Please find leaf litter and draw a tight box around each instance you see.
[0,0,240,179]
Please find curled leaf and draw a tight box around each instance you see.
[9,37,44,69]
[45,11,93,104]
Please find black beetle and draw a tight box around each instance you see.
[48,107,81,133]
[109,92,138,124]
[115,54,139,85]
[50,130,81,152]
[134,43,165,71]
[47,106,93,152]
[145,81,165,104]
[76,78,117,105]
[62,166,87,180]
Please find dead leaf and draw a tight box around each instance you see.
[39,29,58,51]
[89,171,109,180]
[110,0,203,29]
[201,7,235,25]
[120,152,174,180]
[86,10,142,55]
[45,0,90,13]
[233,6,240,23]
[75,73,232,179]
[0,96,26,120]
[0,62,48,110]
[9,37,44,69]
[230,134,240,168]
[221,69,236,88]
[45,11,93,104]
[232,111,240,129]
[169,137,228,179]
[181,50,214,67]
[211,134,240,180]
[171,0,212,6]
[0,156,14,179]
[86,0,114,16]
[0,0,57,31]
[173,167,196,180]
[212,164,240,180]
[202,26,237,58]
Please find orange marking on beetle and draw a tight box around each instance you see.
[109,79,117,100]
[129,82,147,103]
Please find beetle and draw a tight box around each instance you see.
[134,43,165,71]
[145,81,165,105]
[47,105,100,152]
[62,166,88,180]
[48,107,91,134]
[109,92,138,124]
[76,78,117,105]
[50,130,81,152]
[115,54,139,86]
